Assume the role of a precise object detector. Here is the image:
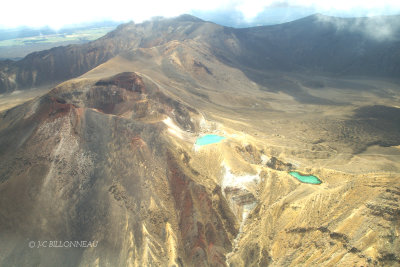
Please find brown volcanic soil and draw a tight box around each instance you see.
[0,15,400,267]
[0,72,238,266]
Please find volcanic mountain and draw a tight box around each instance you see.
[1,14,400,93]
[0,14,399,266]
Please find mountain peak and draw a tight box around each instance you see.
[174,14,204,22]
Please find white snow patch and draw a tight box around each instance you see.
[163,117,183,139]
[193,144,200,152]
[242,203,257,221]
[221,163,260,191]
[199,117,207,129]
[261,154,270,165]
[167,128,183,139]
[223,164,259,266]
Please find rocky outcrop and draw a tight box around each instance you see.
[266,156,293,171]
[167,151,238,266]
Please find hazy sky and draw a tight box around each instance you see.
[2,0,400,28]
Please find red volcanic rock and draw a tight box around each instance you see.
[95,72,146,93]
[131,135,147,149]
[31,96,78,122]
[166,151,236,266]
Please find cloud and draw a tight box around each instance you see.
[316,14,400,41]
[1,0,400,28]
[191,8,247,28]
[192,4,318,27]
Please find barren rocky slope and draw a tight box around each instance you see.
[1,14,400,93]
[0,14,399,267]
[0,72,238,266]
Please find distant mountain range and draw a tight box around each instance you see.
[0,21,121,41]
[0,21,121,60]
[0,14,399,93]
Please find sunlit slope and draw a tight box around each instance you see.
[0,38,399,266]
[1,14,400,93]
[0,14,399,267]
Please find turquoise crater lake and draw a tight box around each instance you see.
[196,135,226,146]
[289,171,322,184]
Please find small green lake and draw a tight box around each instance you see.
[289,171,322,184]
[196,134,226,146]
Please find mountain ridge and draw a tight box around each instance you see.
[1,14,400,93]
